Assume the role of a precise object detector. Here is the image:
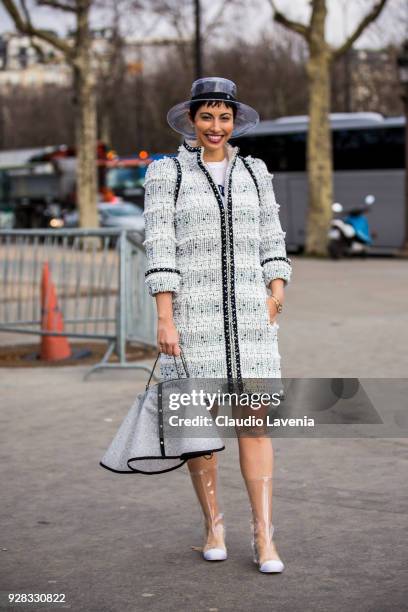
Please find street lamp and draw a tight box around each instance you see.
[397,40,408,255]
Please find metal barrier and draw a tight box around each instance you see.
[0,229,158,379]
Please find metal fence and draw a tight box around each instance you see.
[0,228,157,379]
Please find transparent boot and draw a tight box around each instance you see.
[245,475,284,573]
[189,466,227,561]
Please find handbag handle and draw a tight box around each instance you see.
[145,347,190,390]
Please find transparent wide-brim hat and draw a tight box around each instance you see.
[166,77,260,140]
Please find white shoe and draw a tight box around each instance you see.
[251,521,285,573]
[203,547,228,561]
[189,467,227,562]
[257,558,285,573]
[245,476,285,574]
[202,512,227,562]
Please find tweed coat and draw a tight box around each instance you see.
[142,138,292,382]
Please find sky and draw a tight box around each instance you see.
[0,0,407,51]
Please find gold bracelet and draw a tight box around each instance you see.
[270,294,283,313]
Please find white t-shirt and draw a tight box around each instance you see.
[206,158,228,203]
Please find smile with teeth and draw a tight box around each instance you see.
[206,134,224,143]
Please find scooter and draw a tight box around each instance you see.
[328,194,375,259]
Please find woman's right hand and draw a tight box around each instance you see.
[157,316,181,356]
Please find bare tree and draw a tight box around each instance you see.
[94,34,126,147]
[0,84,75,148]
[208,28,308,119]
[141,0,246,73]
[2,0,99,229]
[268,0,389,256]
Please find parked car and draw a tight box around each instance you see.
[50,200,145,247]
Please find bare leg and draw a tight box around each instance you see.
[187,453,226,556]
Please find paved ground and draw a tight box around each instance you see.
[1,257,407,612]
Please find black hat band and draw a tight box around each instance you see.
[190,92,237,102]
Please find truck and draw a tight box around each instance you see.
[0,143,160,229]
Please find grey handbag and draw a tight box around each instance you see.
[99,349,225,475]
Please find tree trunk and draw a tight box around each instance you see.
[99,109,112,149]
[304,2,333,256]
[74,65,98,229]
[270,0,389,256]
[74,2,98,231]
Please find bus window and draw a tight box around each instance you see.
[232,132,306,172]
[234,124,404,172]
[333,127,404,170]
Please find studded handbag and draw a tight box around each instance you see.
[99,348,226,475]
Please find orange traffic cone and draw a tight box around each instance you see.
[40,262,72,361]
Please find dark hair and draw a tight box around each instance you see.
[188,100,237,122]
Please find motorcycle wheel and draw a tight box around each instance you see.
[328,238,345,259]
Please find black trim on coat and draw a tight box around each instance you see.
[172,156,182,207]
[196,153,234,380]
[226,156,242,382]
[145,267,181,277]
[241,156,293,272]
[261,256,292,266]
[182,140,201,153]
[240,156,260,200]
[190,142,242,384]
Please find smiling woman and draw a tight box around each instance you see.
[143,76,292,574]
[187,101,238,159]
[167,76,259,142]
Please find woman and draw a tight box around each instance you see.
[142,77,292,573]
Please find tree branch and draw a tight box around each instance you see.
[333,0,388,59]
[20,0,31,22]
[202,0,234,39]
[267,0,309,39]
[37,0,77,12]
[19,0,48,62]
[2,0,74,58]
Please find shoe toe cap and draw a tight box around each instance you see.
[203,548,227,561]
[259,559,284,573]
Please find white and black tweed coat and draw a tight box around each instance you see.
[142,138,292,382]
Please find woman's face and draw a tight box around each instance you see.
[189,102,234,152]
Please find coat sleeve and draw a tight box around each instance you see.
[142,157,181,296]
[250,157,292,289]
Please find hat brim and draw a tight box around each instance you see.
[166,98,259,139]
